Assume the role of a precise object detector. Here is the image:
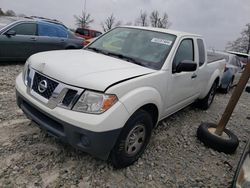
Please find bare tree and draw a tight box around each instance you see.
[74,12,94,28]
[150,10,159,27]
[158,13,171,28]
[5,10,16,16]
[136,10,148,26]
[226,23,250,54]
[150,10,171,29]
[102,14,116,32]
[0,8,4,16]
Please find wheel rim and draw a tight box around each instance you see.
[125,124,146,156]
[208,84,216,105]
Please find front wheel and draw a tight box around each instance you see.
[110,110,153,169]
[197,81,217,110]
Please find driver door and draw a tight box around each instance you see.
[164,38,199,115]
[0,22,37,61]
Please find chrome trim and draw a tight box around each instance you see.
[26,68,84,109]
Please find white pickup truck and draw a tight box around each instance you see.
[16,26,225,168]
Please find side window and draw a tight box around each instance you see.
[55,26,67,38]
[83,29,90,36]
[38,23,67,38]
[9,23,36,36]
[96,32,102,37]
[173,39,194,72]
[91,31,96,37]
[197,39,205,67]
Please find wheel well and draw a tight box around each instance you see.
[139,104,159,127]
[214,77,220,86]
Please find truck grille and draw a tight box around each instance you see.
[27,68,84,109]
[32,72,59,99]
[62,89,78,106]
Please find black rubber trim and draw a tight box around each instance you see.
[16,90,122,160]
[104,73,151,92]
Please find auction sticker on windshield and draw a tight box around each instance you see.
[151,38,173,45]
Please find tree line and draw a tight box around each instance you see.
[1,7,249,54]
[0,8,16,16]
[74,10,171,32]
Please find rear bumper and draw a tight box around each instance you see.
[16,90,122,160]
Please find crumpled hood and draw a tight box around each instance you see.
[29,49,156,91]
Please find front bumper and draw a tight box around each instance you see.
[15,73,129,160]
[16,90,121,160]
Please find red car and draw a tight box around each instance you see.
[75,28,102,46]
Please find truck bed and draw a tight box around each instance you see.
[207,51,226,64]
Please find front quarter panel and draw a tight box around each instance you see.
[106,72,166,121]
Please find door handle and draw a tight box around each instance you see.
[30,37,37,41]
[191,73,197,79]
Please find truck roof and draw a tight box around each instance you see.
[123,26,202,38]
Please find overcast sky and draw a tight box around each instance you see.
[1,0,250,50]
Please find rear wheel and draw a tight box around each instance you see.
[197,81,217,110]
[110,110,153,169]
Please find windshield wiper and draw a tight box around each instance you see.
[87,47,108,55]
[106,52,144,66]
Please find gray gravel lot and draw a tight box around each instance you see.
[0,63,249,188]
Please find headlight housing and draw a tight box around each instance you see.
[73,90,118,114]
[22,59,30,86]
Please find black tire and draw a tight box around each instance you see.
[110,109,153,169]
[197,81,217,110]
[197,123,239,154]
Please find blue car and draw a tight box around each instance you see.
[208,51,243,93]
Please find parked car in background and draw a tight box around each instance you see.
[227,51,250,69]
[208,51,243,93]
[75,28,102,45]
[16,26,225,168]
[0,16,84,62]
[85,37,97,45]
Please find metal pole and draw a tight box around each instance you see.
[84,0,87,14]
[215,60,250,135]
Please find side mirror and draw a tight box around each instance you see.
[5,30,16,37]
[175,60,197,73]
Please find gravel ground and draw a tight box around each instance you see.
[0,63,249,188]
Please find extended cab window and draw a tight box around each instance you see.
[173,39,194,72]
[197,39,205,67]
[9,23,36,35]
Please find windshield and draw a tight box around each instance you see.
[86,27,176,70]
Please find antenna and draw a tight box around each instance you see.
[84,0,87,14]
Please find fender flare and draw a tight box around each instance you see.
[119,87,162,122]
